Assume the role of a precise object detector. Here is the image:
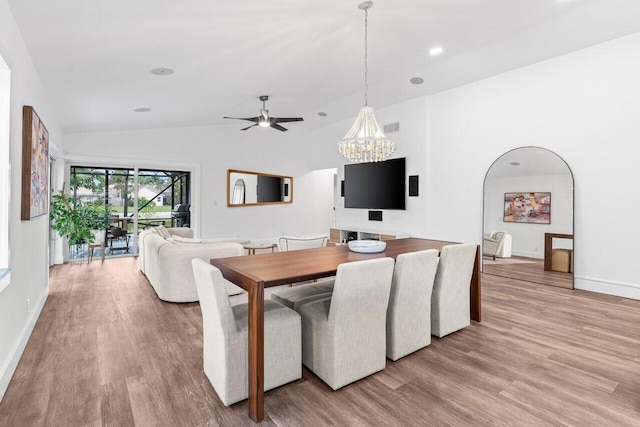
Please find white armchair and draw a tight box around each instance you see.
[483,231,512,260]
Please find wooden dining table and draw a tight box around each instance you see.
[210,237,482,422]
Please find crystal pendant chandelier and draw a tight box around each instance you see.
[338,1,395,163]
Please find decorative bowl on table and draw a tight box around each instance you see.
[347,240,386,253]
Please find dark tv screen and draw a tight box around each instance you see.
[344,158,406,210]
[257,176,282,202]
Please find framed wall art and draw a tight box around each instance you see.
[504,192,551,224]
[21,106,49,220]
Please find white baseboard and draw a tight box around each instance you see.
[574,276,640,301]
[511,250,543,259]
[0,284,49,402]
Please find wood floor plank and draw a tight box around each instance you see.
[100,380,135,427]
[0,257,638,426]
[483,256,573,289]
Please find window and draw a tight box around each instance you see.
[0,54,11,291]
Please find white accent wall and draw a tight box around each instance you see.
[0,0,64,401]
[427,32,640,299]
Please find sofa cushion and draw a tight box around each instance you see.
[172,235,203,244]
[155,225,172,239]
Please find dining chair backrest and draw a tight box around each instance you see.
[278,235,328,252]
[110,226,127,238]
[328,257,395,332]
[386,249,439,360]
[431,244,477,337]
[192,259,237,338]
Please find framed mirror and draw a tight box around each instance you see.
[482,147,574,289]
[227,169,293,207]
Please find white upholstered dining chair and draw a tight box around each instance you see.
[386,249,439,361]
[431,244,477,338]
[271,279,335,310]
[277,234,329,287]
[277,235,328,252]
[191,259,301,406]
[295,257,394,390]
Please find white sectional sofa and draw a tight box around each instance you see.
[139,226,249,302]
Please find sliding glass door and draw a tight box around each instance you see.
[67,166,190,260]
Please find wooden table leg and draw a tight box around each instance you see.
[248,281,265,422]
[544,233,552,271]
[470,245,482,322]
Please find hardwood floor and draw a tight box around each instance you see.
[483,255,573,289]
[1,258,638,426]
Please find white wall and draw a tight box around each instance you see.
[485,175,573,258]
[63,123,334,243]
[427,32,640,299]
[309,96,429,237]
[0,0,64,401]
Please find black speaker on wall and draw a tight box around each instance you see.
[409,175,419,197]
[341,180,345,197]
[368,210,383,221]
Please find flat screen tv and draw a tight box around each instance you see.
[344,157,406,210]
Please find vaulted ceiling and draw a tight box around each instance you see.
[8,0,640,133]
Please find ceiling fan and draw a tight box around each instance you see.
[224,96,303,132]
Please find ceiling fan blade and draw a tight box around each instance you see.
[241,124,259,131]
[271,117,304,123]
[224,116,260,123]
[270,123,288,132]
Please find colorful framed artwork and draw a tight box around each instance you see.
[504,192,551,224]
[21,106,49,220]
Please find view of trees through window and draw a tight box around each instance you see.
[69,166,190,234]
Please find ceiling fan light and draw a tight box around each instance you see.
[258,118,270,127]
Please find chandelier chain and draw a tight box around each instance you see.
[338,2,396,163]
[364,7,368,106]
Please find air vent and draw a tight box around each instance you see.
[383,122,400,133]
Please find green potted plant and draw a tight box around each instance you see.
[50,187,110,259]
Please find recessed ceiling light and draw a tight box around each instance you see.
[510,162,520,166]
[409,77,424,85]
[134,107,151,113]
[150,68,174,76]
[429,46,443,56]
[318,112,327,117]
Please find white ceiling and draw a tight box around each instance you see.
[7,0,640,134]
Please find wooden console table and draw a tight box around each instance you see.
[544,233,573,271]
[211,238,481,422]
